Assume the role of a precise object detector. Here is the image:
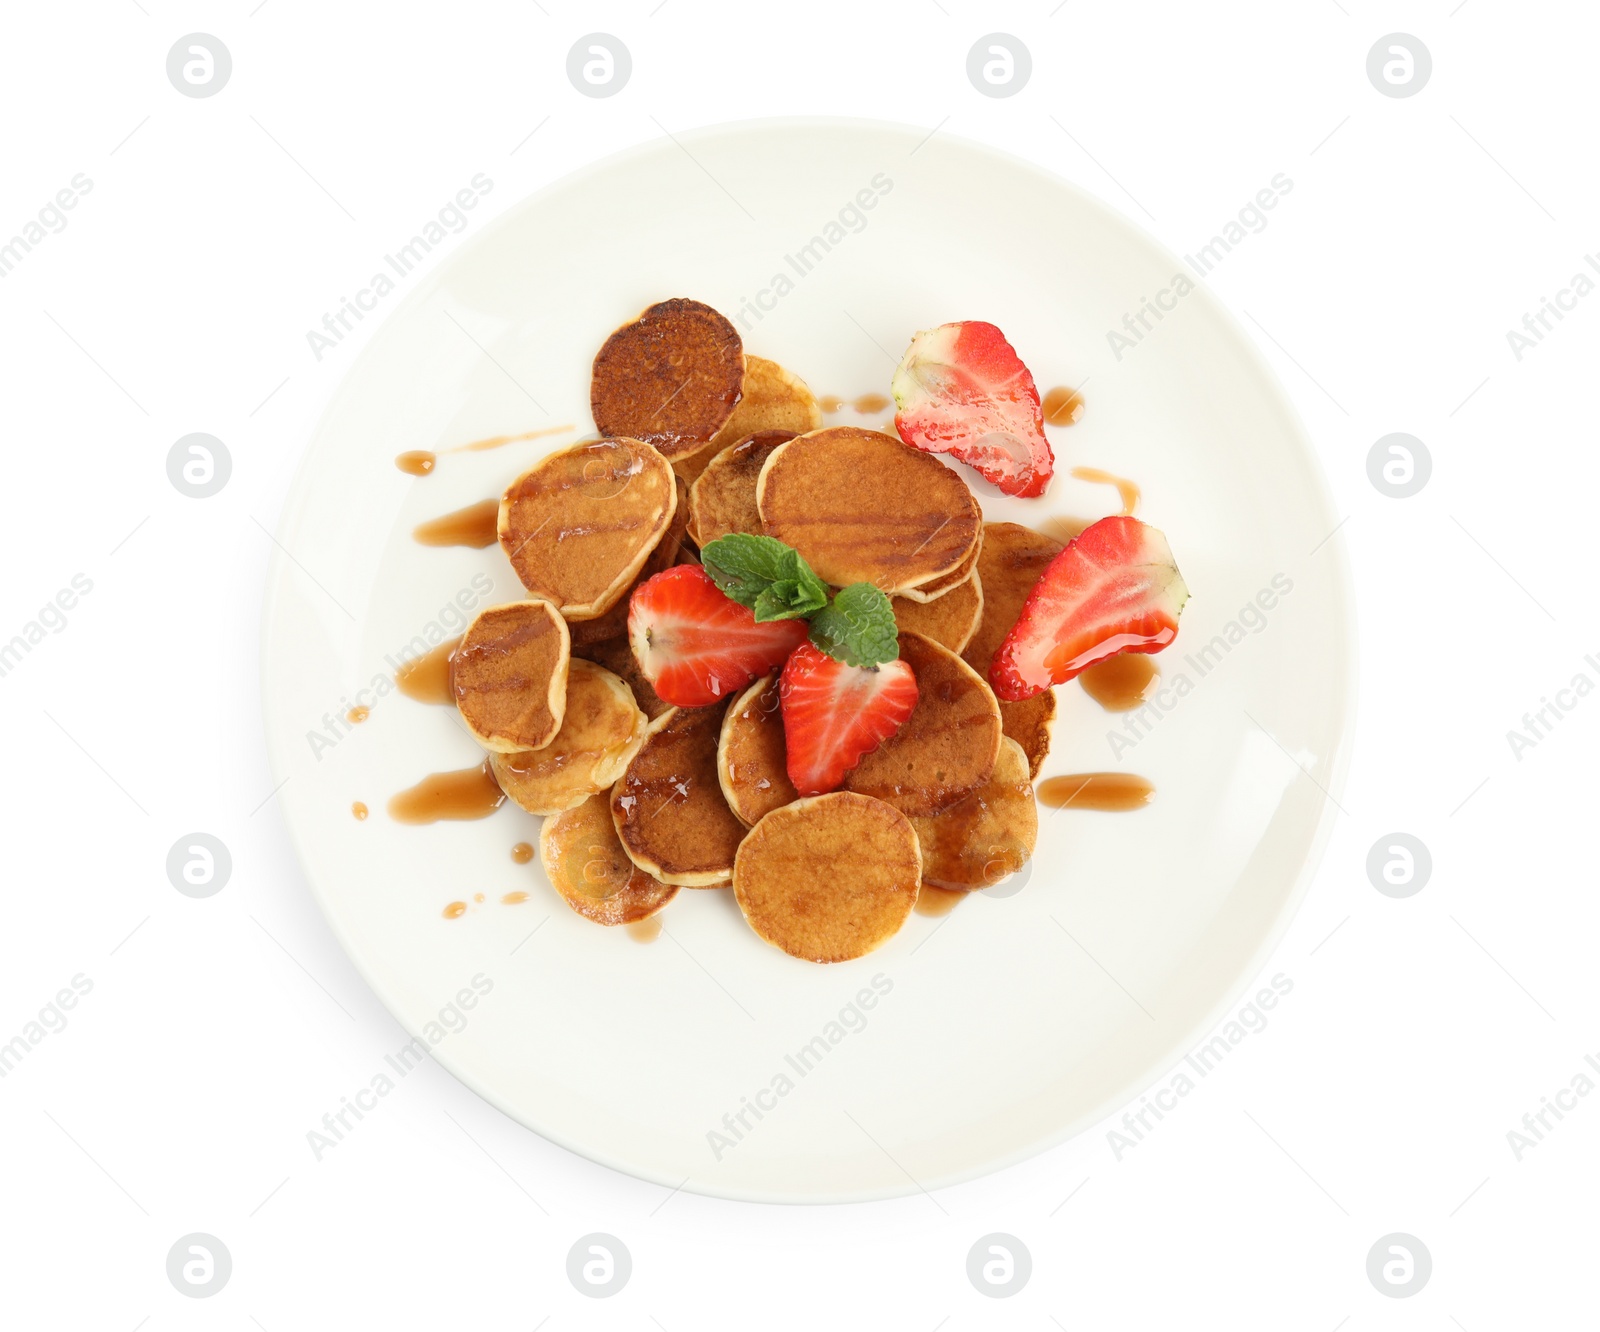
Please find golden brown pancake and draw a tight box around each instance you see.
[892,570,983,654]
[716,674,797,826]
[451,600,570,752]
[590,298,744,461]
[843,631,1001,816]
[733,793,920,963]
[909,738,1037,890]
[895,523,983,603]
[571,634,672,720]
[757,428,981,594]
[540,792,680,925]
[674,356,823,483]
[686,430,795,547]
[488,660,646,814]
[961,521,1063,778]
[499,437,677,619]
[568,474,694,648]
[611,704,747,886]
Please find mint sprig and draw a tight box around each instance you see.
[701,533,901,668]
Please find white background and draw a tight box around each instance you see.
[2,1,1595,1327]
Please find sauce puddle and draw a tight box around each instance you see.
[1070,465,1140,515]
[394,425,573,476]
[820,393,892,414]
[1042,386,1085,426]
[1037,772,1154,812]
[1078,655,1159,711]
[351,801,369,821]
[627,916,664,943]
[395,636,461,705]
[501,890,530,905]
[443,900,467,919]
[388,760,505,824]
[413,498,499,548]
[510,842,534,864]
[915,884,966,916]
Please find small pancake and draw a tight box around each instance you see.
[489,660,646,814]
[892,569,983,654]
[540,793,680,925]
[909,737,1037,890]
[686,430,795,547]
[451,600,570,752]
[569,474,694,648]
[591,298,744,461]
[895,525,983,604]
[757,428,981,594]
[674,355,823,483]
[843,631,1002,816]
[716,674,797,826]
[499,437,677,619]
[571,634,672,720]
[733,793,920,963]
[961,521,1064,778]
[611,704,747,886]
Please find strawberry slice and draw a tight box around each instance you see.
[779,643,919,796]
[891,321,1054,498]
[629,564,809,708]
[990,516,1189,701]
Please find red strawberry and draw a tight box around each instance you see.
[891,321,1054,498]
[779,643,919,796]
[990,516,1189,701]
[629,565,809,708]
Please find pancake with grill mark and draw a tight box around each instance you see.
[569,474,694,648]
[892,569,982,654]
[961,521,1062,778]
[716,674,797,827]
[541,792,680,926]
[611,703,747,886]
[909,737,1036,890]
[733,793,920,963]
[498,436,677,619]
[591,298,744,461]
[686,430,795,548]
[895,523,983,603]
[451,600,570,752]
[756,428,981,594]
[489,660,646,814]
[673,356,821,483]
[843,631,1001,816]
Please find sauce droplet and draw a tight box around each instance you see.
[388,761,505,824]
[915,884,965,916]
[1041,386,1085,427]
[1078,655,1159,712]
[818,395,845,413]
[501,890,529,905]
[627,916,664,942]
[510,842,534,864]
[351,801,368,820]
[853,392,891,414]
[1037,772,1154,812]
[346,705,369,724]
[413,498,500,548]
[395,636,461,705]
[1070,465,1140,515]
[396,450,436,476]
[443,900,467,919]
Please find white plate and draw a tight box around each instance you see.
[261,119,1354,1203]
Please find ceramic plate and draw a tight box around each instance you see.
[261,119,1354,1202]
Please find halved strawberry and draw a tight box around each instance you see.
[629,564,809,708]
[990,516,1189,701]
[891,321,1054,498]
[779,643,918,796]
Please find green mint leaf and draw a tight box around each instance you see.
[703,533,829,620]
[808,582,900,667]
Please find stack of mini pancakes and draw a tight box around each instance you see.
[448,299,1049,964]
